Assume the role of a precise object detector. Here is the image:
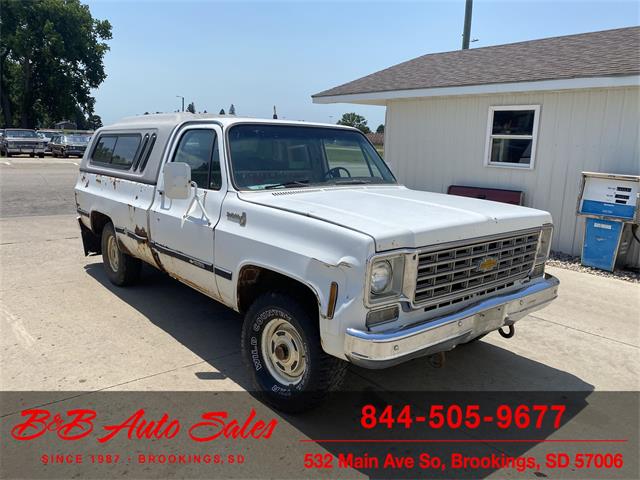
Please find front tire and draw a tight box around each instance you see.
[101,222,141,286]
[241,292,347,412]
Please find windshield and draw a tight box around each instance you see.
[67,135,91,143]
[228,125,395,190]
[7,130,38,138]
[39,131,57,139]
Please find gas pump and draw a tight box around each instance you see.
[577,172,639,271]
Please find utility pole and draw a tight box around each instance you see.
[176,95,185,112]
[462,0,473,50]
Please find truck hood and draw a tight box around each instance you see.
[238,185,552,251]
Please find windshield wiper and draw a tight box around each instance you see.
[264,180,310,190]
[332,178,372,185]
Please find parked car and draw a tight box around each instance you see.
[0,128,46,157]
[50,133,92,157]
[36,130,61,154]
[75,113,559,411]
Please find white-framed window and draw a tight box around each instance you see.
[484,105,540,169]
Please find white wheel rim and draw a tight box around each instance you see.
[107,235,120,272]
[261,317,307,385]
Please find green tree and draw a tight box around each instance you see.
[376,124,384,133]
[337,112,370,133]
[229,103,236,115]
[186,102,196,113]
[87,114,102,129]
[0,0,112,128]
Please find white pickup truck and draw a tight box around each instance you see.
[75,113,559,411]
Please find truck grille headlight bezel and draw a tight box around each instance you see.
[367,255,405,305]
[531,224,553,278]
[535,224,553,265]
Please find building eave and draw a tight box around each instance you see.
[311,75,640,105]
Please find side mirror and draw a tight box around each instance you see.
[163,162,191,199]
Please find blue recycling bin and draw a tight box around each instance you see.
[581,218,623,271]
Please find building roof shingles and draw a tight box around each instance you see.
[313,27,640,98]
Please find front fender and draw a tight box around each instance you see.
[214,194,375,359]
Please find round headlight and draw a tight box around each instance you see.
[370,260,392,294]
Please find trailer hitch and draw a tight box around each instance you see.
[498,324,515,338]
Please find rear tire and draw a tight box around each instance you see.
[101,222,141,286]
[38,153,44,158]
[241,292,347,412]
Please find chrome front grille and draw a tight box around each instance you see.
[414,230,540,308]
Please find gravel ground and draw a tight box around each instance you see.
[548,251,640,283]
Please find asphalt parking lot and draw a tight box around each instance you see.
[1,157,639,478]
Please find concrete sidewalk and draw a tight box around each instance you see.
[1,214,638,393]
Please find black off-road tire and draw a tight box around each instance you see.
[38,153,45,158]
[101,222,142,286]
[241,292,347,412]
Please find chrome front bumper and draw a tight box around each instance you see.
[345,274,559,369]
[6,147,45,154]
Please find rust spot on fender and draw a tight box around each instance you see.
[170,272,214,298]
[134,226,148,239]
[149,247,166,273]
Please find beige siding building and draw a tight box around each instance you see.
[313,27,640,267]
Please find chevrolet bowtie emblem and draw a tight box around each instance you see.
[477,257,498,273]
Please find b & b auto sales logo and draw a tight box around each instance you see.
[10,407,277,443]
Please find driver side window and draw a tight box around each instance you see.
[173,129,221,190]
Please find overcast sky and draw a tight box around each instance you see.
[87,0,639,128]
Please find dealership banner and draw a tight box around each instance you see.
[1,391,637,479]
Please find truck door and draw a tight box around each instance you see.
[149,124,226,299]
